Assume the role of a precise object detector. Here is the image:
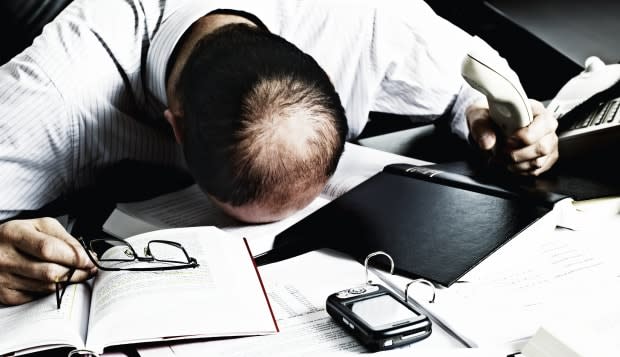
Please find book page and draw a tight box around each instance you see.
[321,143,429,200]
[572,196,620,217]
[0,283,91,355]
[102,184,237,238]
[225,197,331,255]
[84,226,277,354]
[102,188,331,256]
[143,250,462,357]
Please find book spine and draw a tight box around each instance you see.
[68,348,100,357]
[383,163,520,201]
[383,163,568,209]
[244,238,280,333]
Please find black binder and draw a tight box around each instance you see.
[255,163,569,287]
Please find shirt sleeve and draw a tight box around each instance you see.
[368,0,486,140]
[0,55,74,221]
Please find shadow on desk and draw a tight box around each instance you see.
[3,161,195,237]
[356,111,476,164]
[357,119,620,201]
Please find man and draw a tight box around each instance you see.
[0,0,559,305]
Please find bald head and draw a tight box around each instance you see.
[176,23,347,222]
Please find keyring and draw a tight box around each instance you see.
[405,278,436,304]
[364,251,394,285]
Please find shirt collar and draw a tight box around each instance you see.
[146,2,218,106]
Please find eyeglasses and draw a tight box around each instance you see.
[56,236,199,309]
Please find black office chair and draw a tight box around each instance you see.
[0,0,73,65]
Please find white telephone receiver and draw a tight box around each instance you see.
[461,36,533,136]
[549,56,620,160]
[461,35,620,161]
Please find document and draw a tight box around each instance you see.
[138,250,464,357]
[517,217,620,357]
[0,227,277,356]
[521,298,620,357]
[133,217,620,357]
[377,214,620,351]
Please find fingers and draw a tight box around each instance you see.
[7,255,95,283]
[498,100,559,176]
[466,100,497,151]
[1,268,93,293]
[0,218,98,305]
[0,260,94,305]
[0,288,37,305]
[1,272,56,293]
[506,148,559,176]
[8,218,94,270]
[510,100,558,147]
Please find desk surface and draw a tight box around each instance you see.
[485,0,620,67]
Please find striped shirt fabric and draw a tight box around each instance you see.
[0,0,488,220]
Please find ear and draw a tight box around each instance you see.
[164,109,184,144]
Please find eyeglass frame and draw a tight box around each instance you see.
[56,236,199,309]
[78,236,199,271]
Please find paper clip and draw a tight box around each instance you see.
[364,251,394,285]
[404,279,436,304]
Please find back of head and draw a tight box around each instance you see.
[177,24,348,219]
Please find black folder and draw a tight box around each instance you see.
[255,163,569,287]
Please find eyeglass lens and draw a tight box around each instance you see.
[89,239,192,269]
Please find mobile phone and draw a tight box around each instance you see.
[326,284,432,351]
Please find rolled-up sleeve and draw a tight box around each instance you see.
[368,0,486,140]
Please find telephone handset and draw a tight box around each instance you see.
[460,36,620,162]
[549,56,620,161]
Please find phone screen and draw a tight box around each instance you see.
[349,294,419,328]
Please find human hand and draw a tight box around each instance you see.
[0,218,97,305]
[467,99,559,176]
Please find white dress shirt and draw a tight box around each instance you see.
[0,0,487,220]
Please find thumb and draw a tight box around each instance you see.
[467,108,497,151]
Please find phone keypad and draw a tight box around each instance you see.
[570,98,620,130]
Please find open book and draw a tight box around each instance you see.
[0,226,278,356]
[137,249,473,357]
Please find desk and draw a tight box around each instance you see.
[89,145,616,357]
[484,0,620,67]
[3,143,618,357]
[124,143,617,356]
